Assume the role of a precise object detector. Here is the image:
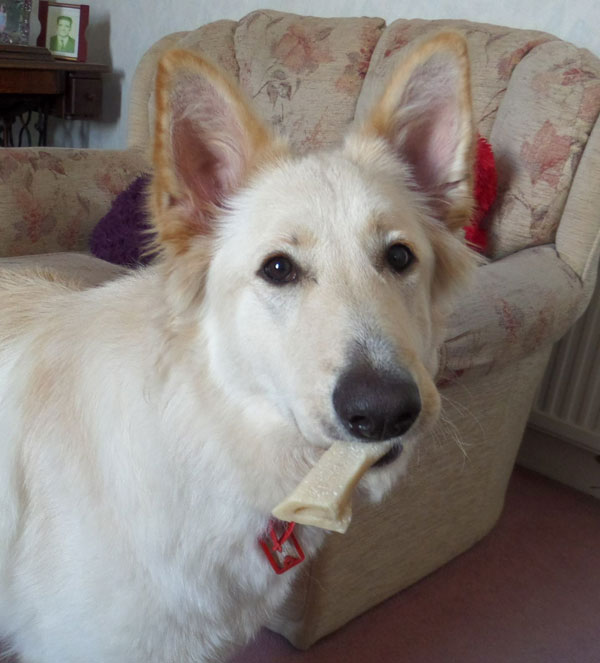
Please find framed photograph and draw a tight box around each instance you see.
[37,1,89,61]
[0,0,33,45]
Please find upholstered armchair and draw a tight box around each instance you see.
[1,10,599,650]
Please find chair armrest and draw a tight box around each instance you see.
[556,117,600,298]
[0,147,150,258]
[438,245,584,381]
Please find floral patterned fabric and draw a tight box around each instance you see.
[354,19,600,260]
[355,19,554,139]
[0,148,148,257]
[489,42,600,258]
[234,11,384,153]
[127,11,600,257]
[437,245,584,383]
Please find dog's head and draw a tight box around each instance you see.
[150,33,476,491]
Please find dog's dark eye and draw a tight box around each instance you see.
[261,255,298,285]
[386,243,415,273]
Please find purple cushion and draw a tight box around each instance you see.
[90,174,157,267]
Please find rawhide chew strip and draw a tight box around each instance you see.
[272,440,391,533]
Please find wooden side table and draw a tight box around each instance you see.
[0,45,109,147]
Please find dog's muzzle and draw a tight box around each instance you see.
[333,363,421,442]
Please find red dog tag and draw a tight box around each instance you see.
[259,519,305,574]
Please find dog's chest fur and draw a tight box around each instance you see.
[0,270,324,662]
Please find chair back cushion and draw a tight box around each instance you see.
[128,10,600,259]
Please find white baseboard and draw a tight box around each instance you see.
[517,426,600,499]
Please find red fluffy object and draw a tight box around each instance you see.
[464,135,497,254]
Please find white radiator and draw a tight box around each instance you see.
[529,272,600,454]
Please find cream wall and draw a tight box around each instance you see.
[48,0,600,149]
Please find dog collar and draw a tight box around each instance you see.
[259,519,305,574]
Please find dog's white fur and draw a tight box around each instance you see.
[0,33,476,662]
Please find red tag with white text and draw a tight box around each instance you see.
[259,519,305,574]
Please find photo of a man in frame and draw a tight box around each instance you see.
[49,14,75,53]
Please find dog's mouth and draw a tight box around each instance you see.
[372,442,403,468]
[315,419,404,467]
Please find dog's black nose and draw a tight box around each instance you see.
[333,364,421,441]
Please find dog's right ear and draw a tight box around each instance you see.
[151,50,284,256]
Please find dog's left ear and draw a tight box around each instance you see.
[151,50,283,255]
[358,32,475,231]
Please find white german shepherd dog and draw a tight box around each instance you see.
[0,32,476,662]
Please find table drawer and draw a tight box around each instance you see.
[61,74,103,119]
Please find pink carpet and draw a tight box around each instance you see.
[232,466,600,663]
